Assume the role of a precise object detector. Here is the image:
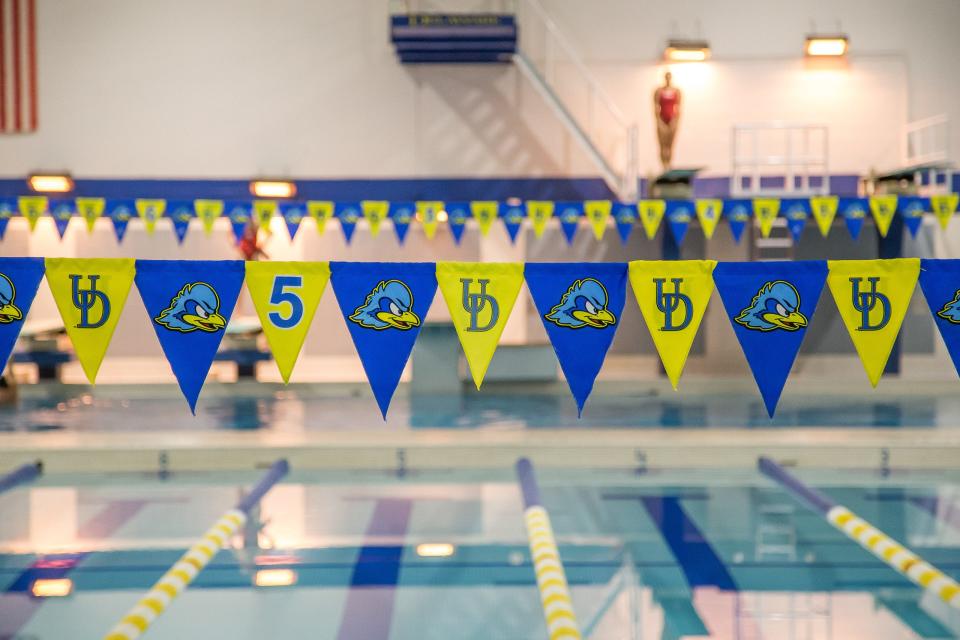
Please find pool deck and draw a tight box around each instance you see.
[1,426,957,473]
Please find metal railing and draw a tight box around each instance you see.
[732,122,830,196]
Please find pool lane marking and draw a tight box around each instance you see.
[335,497,413,640]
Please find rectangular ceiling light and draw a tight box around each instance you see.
[30,578,74,597]
[254,568,297,587]
[250,180,297,199]
[28,174,74,193]
[805,35,848,57]
[664,40,710,62]
[416,542,456,557]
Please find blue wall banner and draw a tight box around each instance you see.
[166,200,194,244]
[723,199,751,243]
[665,200,694,246]
[279,201,306,241]
[919,259,960,377]
[714,261,827,417]
[556,201,583,245]
[390,201,416,245]
[106,199,137,243]
[446,201,470,245]
[330,261,437,418]
[526,262,627,415]
[135,260,244,413]
[839,197,868,240]
[334,202,362,245]
[0,258,44,367]
[613,202,638,244]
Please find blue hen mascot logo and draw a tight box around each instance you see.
[938,290,960,324]
[155,282,227,333]
[544,278,617,329]
[0,274,22,324]
[735,281,808,332]
[349,280,420,330]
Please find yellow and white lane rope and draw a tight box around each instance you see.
[828,505,960,609]
[524,505,582,640]
[103,508,247,640]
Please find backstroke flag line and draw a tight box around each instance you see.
[629,260,716,389]
[136,260,244,413]
[46,258,136,384]
[810,196,839,237]
[919,259,960,377]
[526,262,626,416]
[714,261,827,417]
[331,262,437,418]
[0,258,44,369]
[246,261,330,384]
[695,199,722,240]
[827,258,919,386]
[869,195,898,238]
[437,261,524,389]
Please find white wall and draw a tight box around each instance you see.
[0,0,955,180]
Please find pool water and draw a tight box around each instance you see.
[1,466,958,639]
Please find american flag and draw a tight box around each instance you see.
[0,0,37,133]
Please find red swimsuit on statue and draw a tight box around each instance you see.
[658,88,678,124]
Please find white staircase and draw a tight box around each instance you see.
[514,0,639,200]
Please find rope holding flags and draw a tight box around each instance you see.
[3,257,959,418]
[0,192,957,247]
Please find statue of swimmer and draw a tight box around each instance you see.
[653,71,681,170]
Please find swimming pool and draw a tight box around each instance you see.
[1,465,958,639]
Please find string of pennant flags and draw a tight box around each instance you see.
[0,193,958,246]
[0,257,956,418]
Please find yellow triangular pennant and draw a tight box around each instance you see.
[526,201,554,238]
[584,200,612,240]
[869,195,898,238]
[931,194,959,231]
[135,199,166,235]
[362,200,389,238]
[245,261,330,383]
[436,262,524,389]
[75,197,105,233]
[194,199,224,236]
[307,200,334,235]
[826,258,919,386]
[252,200,278,230]
[638,200,666,239]
[18,196,47,232]
[629,260,716,389]
[809,196,839,237]
[471,201,498,237]
[44,258,136,384]
[753,198,780,238]
[695,199,722,240]
[417,201,444,240]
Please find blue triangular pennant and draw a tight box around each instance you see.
[330,262,437,418]
[446,202,470,245]
[49,198,75,239]
[781,198,810,242]
[105,199,136,243]
[723,199,751,243]
[335,202,361,244]
[501,203,526,244]
[839,197,868,240]
[390,201,415,245]
[665,200,693,246]
[166,199,194,245]
[278,201,306,241]
[526,263,626,416]
[223,200,252,244]
[919,259,960,377]
[613,202,637,244]
[0,258,44,366]
[0,198,16,240]
[556,201,583,245]
[135,260,244,413]
[713,261,827,417]
[899,195,928,238]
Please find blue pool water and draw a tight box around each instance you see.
[1,466,959,639]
